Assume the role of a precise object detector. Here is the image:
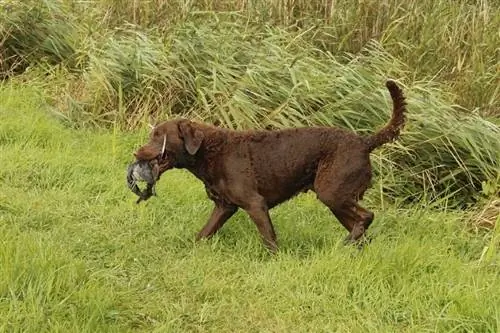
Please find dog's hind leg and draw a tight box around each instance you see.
[319,197,374,244]
[337,201,374,243]
[314,157,374,243]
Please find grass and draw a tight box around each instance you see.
[1,68,499,333]
[1,0,498,115]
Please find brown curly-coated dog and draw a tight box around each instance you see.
[132,80,407,252]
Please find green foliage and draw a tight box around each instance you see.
[13,20,499,206]
[1,86,499,333]
[2,0,499,114]
[0,0,83,77]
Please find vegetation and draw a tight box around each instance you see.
[1,85,499,332]
[1,0,499,116]
[1,0,499,206]
[0,0,499,331]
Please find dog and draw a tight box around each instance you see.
[132,80,407,252]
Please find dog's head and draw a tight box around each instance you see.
[133,119,204,174]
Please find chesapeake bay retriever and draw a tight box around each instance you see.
[132,80,407,252]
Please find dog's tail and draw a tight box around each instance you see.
[365,80,407,151]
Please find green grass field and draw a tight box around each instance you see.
[1,80,499,332]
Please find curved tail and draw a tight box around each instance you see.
[365,80,407,151]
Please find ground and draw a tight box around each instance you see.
[0,85,499,332]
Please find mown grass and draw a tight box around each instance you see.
[1,71,499,332]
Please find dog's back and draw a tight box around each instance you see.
[227,127,365,206]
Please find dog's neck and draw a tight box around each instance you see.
[178,126,227,185]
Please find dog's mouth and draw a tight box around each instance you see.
[127,135,175,203]
[156,135,173,172]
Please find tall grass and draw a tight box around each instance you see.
[0,0,83,78]
[2,0,499,114]
[91,0,500,114]
[0,0,499,205]
[22,20,498,206]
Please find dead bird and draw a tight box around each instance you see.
[127,159,159,204]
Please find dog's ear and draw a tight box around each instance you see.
[178,120,204,155]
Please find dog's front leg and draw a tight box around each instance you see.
[196,204,237,241]
[243,198,278,253]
